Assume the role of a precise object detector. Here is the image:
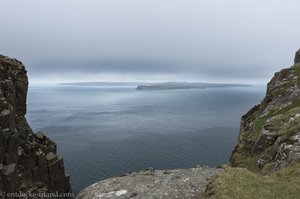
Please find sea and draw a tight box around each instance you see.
[26,85,265,194]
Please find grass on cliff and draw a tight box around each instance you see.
[271,64,300,97]
[252,98,300,140]
[210,66,300,199]
[295,64,300,85]
[206,161,300,199]
[231,98,300,173]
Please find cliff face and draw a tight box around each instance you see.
[0,55,72,198]
[230,50,300,172]
[205,50,300,199]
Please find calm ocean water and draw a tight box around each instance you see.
[26,85,265,194]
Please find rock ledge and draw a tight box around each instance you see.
[77,166,223,199]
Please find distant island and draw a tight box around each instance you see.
[59,81,252,90]
[58,82,143,86]
[136,82,252,90]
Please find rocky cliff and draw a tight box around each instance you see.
[230,49,300,172]
[0,55,72,198]
[205,50,300,198]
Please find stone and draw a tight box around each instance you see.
[17,147,23,156]
[291,147,300,161]
[291,133,300,143]
[148,167,154,172]
[2,163,17,177]
[0,109,9,116]
[115,190,128,196]
[257,159,266,169]
[45,152,58,164]
[252,127,277,154]
[130,192,138,197]
[36,131,45,140]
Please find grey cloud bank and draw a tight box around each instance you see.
[1,0,299,84]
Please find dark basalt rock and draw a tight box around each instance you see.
[0,55,73,198]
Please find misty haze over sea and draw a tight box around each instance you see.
[26,84,265,194]
[1,0,300,197]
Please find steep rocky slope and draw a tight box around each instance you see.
[230,49,300,172]
[206,49,300,198]
[0,55,72,198]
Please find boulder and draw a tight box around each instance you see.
[45,152,58,164]
[36,131,45,140]
[252,127,277,154]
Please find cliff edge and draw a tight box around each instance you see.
[0,55,72,198]
[77,166,222,199]
[206,50,300,198]
[230,49,300,171]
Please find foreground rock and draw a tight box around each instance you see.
[0,55,72,198]
[77,166,223,199]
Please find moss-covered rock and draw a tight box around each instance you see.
[230,52,300,173]
[207,50,300,199]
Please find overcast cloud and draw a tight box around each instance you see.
[1,0,300,85]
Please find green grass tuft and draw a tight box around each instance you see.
[206,162,300,199]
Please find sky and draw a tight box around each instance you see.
[1,0,300,85]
